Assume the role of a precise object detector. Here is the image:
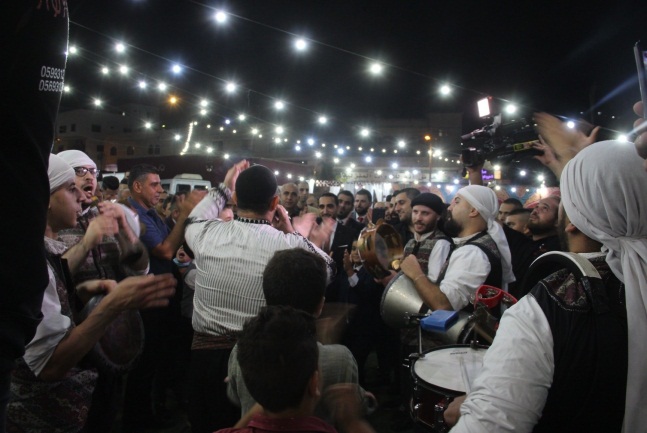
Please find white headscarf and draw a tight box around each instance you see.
[48,154,75,193]
[457,185,515,287]
[561,140,647,432]
[57,149,96,169]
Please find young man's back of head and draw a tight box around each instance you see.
[237,306,318,414]
[262,248,327,315]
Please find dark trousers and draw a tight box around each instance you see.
[187,348,239,433]
[122,309,172,425]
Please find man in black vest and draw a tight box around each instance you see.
[398,193,452,286]
[400,185,514,312]
[447,142,634,432]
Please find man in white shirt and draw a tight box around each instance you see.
[400,185,514,312]
[447,140,643,432]
[184,161,335,433]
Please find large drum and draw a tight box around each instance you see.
[411,344,487,432]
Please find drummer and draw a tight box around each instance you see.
[446,140,637,432]
[400,185,514,313]
[56,149,150,432]
[7,155,177,433]
[398,193,452,285]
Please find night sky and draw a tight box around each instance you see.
[64,0,646,148]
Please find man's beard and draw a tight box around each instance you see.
[338,208,351,219]
[443,213,462,238]
[413,220,434,235]
[527,219,555,236]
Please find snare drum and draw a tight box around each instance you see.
[411,345,487,432]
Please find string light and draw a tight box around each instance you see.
[62,7,606,176]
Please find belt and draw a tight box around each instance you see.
[191,331,237,350]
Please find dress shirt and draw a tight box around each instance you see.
[128,197,172,275]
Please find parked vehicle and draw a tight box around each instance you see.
[161,174,211,194]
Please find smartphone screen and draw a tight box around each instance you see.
[635,41,647,119]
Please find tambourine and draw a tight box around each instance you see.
[356,220,404,278]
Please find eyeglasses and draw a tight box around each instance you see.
[74,167,100,177]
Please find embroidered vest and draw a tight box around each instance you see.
[530,256,627,433]
[403,230,453,278]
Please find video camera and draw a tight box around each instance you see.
[460,97,543,167]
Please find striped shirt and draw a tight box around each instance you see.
[185,184,334,337]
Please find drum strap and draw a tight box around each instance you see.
[45,252,78,315]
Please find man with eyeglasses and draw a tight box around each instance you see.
[52,151,150,432]
[56,150,148,280]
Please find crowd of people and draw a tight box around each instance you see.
[4,6,647,432]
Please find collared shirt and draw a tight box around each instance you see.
[128,197,172,275]
[185,184,335,337]
[216,413,337,433]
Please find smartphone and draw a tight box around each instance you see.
[635,41,647,120]
[371,207,386,223]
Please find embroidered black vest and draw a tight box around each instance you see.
[403,230,453,278]
[530,256,627,433]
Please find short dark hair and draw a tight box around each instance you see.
[399,187,421,201]
[508,208,531,216]
[502,198,523,209]
[102,176,119,190]
[128,164,159,190]
[235,165,278,214]
[385,194,392,202]
[355,189,372,202]
[319,192,338,206]
[338,190,354,201]
[163,194,177,212]
[237,306,318,413]
[263,249,327,315]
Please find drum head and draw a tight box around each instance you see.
[413,345,486,392]
[79,295,144,374]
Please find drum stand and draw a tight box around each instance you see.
[406,313,484,433]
